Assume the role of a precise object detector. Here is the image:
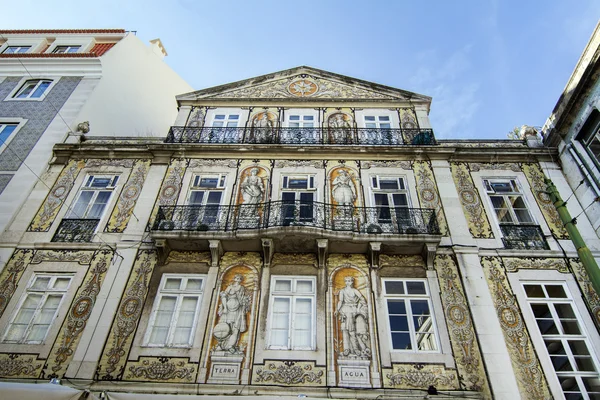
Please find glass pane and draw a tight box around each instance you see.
[199,177,218,188]
[53,277,71,290]
[272,298,290,313]
[295,298,312,314]
[288,178,308,189]
[380,123,391,129]
[387,299,406,314]
[214,115,225,120]
[379,116,390,121]
[575,356,596,372]
[294,314,311,331]
[414,315,434,332]
[555,303,576,319]
[14,294,41,324]
[583,377,600,393]
[36,295,61,323]
[172,327,192,345]
[289,116,300,121]
[561,320,581,335]
[229,115,239,120]
[545,339,566,354]
[295,280,313,293]
[189,191,204,205]
[71,191,94,218]
[524,285,545,298]
[32,277,51,290]
[536,319,559,335]
[490,182,513,192]
[379,179,399,190]
[551,356,573,371]
[270,329,289,347]
[206,191,222,204]
[274,280,292,292]
[293,329,310,348]
[385,281,404,295]
[391,332,412,350]
[365,116,375,121]
[164,278,182,290]
[559,376,580,391]
[389,315,409,331]
[392,193,409,208]
[514,208,534,224]
[531,303,551,318]
[150,326,169,344]
[16,82,35,98]
[272,313,290,330]
[303,116,314,121]
[406,282,426,295]
[186,279,203,291]
[89,177,112,188]
[545,285,567,298]
[32,82,51,98]
[569,340,590,356]
[411,300,431,316]
[88,191,111,219]
[416,333,437,351]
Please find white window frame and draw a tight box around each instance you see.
[511,271,600,400]
[187,173,227,205]
[51,45,81,54]
[281,174,316,193]
[3,274,73,344]
[267,276,317,350]
[382,278,441,353]
[363,115,392,129]
[210,113,240,127]
[144,274,205,348]
[2,45,31,54]
[5,78,56,101]
[0,120,25,155]
[67,174,120,219]
[483,178,535,226]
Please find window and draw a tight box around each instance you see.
[483,179,533,225]
[211,114,239,127]
[52,45,81,54]
[371,176,410,225]
[288,115,315,128]
[68,175,119,219]
[364,115,391,129]
[576,109,600,167]
[383,279,439,352]
[0,123,18,145]
[186,174,226,227]
[522,282,600,400]
[208,114,239,142]
[13,79,53,99]
[145,275,205,347]
[281,174,316,225]
[268,276,316,350]
[4,274,72,344]
[2,46,31,54]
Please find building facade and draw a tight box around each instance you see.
[0,29,192,243]
[0,66,599,400]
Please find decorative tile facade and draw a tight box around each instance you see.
[414,160,449,236]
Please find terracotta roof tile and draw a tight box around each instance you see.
[0,53,98,58]
[0,29,125,35]
[90,43,116,56]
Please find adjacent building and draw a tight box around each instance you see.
[0,66,598,400]
[0,29,193,248]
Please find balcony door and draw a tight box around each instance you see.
[188,175,226,228]
[371,176,410,232]
[280,175,315,226]
[209,114,239,143]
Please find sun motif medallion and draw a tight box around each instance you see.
[288,79,318,97]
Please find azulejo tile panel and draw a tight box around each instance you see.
[252,360,325,386]
[43,249,113,379]
[502,257,569,273]
[28,159,85,232]
[434,254,490,396]
[0,354,43,378]
[480,256,552,400]
[521,163,568,240]
[96,249,158,380]
[106,159,151,233]
[147,159,188,230]
[383,363,458,390]
[450,162,494,238]
[569,258,600,326]
[124,357,198,383]
[0,249,35,318]
[413,161,449,236]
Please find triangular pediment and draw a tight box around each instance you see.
[177,66,431,103]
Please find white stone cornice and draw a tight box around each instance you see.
[0,58,102,77]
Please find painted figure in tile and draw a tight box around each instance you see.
[329,113,352,143]
[334,276,371,358]
[332,169,356,218]
[214,274,251,353]
[241,168,264,205]
[252,112,275,143]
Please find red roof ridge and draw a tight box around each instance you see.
[0,29,126,35]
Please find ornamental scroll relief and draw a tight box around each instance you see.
[147,159,188,230]
[28,159,85,232]
[252,360,325,386]
[0,249,35,318]
[383,363,458,390]
[96,249,158,380]
[434,254,490,395]
[125,357,197,383]
[480,256,552,400]
[450,162,494,238]
[414,161,449,236]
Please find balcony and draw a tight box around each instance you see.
[51,219,100,242]
[152,202,439,236]
[164,126,436,146]
[500,224,549,250]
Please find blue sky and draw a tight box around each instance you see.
[4,0,599,139]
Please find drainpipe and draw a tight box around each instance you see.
[545,178,600,295]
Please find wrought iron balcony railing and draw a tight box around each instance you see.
[500,224,549,250]
[152,202,440,235]
[51,218,100,242]
[164,126,436,146]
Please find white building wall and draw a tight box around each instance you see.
[75,34,193,137]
